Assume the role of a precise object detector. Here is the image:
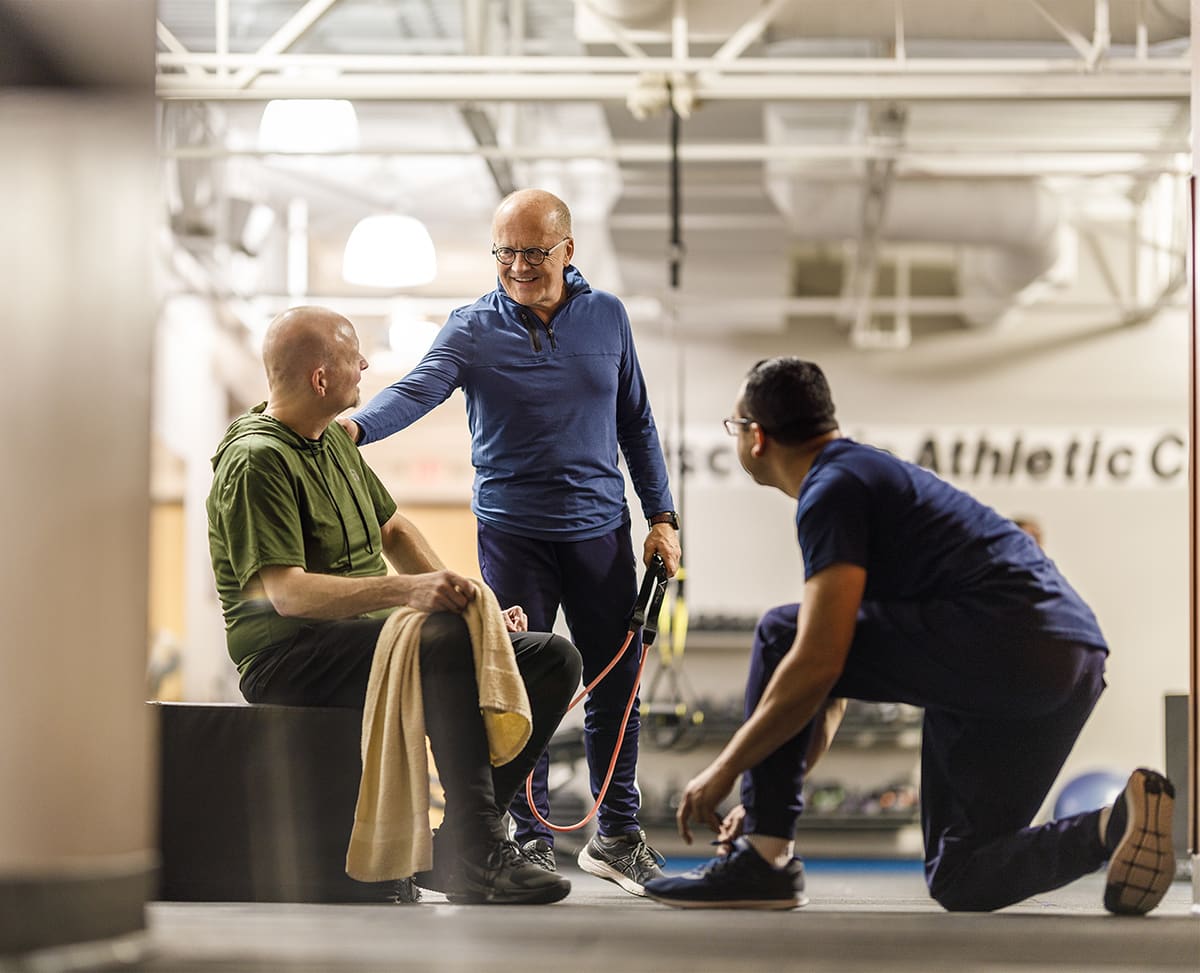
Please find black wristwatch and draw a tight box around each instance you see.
[648,511,680,531]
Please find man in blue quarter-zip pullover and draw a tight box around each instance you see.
[343,189,682,896]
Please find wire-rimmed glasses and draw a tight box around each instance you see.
[491,238,570,266]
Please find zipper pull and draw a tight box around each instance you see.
[520,312,541,352]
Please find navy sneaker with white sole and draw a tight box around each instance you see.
[1102,767,1175,916]
[643,837,808,910]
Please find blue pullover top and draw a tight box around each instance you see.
[352,266,674,542]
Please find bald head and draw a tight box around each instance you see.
[492,189,572,240]
[262,306,351,395]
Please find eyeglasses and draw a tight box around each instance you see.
[723,417,755,436]
[491,238,569,266]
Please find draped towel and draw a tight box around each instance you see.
[345,584,531,882]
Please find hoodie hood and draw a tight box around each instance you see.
[211,402,311,469]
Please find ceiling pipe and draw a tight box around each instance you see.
[575,0,1190,44]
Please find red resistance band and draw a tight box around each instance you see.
[524,628,650,832]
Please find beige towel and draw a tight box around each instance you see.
[345,584,532,883]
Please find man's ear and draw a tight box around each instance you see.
[311,366,327,397]
[750,424,767,457]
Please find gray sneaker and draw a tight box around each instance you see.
[577,828,665,896]
[521,838,557,872]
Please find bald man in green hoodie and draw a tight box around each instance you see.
[206,305,581,905]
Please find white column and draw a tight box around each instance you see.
[1189,0,1200,915]
[0,2,157,956]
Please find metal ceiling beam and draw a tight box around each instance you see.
[160,140,1190,177]
[155,51,1190,75]
[155,67,1188,102]
[228,0,345,90]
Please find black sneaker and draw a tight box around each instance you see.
[449,839,571,905]
[577,828,665,896]
[643,838,807,910]
[1102,767,1175,915]
[521,838,557,872]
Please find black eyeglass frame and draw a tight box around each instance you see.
[491,238,570,266]
[722,417,757,436]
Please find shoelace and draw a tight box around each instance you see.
[695,846,757,879]
[630,839,666,871]
[487,839,526,870]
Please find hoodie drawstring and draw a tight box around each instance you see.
[306,440,371,571]
[327,445,375,558]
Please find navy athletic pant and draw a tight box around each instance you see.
[478,520,643,846]
[742,601,1110,912]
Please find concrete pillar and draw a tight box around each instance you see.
[0,0,157,955]
[1190,0,1200,916]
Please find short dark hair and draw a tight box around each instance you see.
[741,357,838,445]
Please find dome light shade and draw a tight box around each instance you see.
[258,99,359,153]
[342,214,437,288]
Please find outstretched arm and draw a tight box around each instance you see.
[675,563,866,842]
[349,319,469,445]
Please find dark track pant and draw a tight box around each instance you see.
[239,612,581,859]
[742,602,1110,912]
[477,520,643,846]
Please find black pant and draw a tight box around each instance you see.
[239,613,581,856]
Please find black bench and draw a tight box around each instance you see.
[151,701,414,903]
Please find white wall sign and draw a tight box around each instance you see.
[663,426,1187,490]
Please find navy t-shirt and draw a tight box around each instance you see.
[796,439,1106,650]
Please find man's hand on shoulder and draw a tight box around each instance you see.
[336,417,362,444]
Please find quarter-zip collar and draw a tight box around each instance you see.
[495,264,590,353]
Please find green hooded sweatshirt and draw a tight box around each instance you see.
[206,403,398,671]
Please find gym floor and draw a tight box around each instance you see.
[62,861,1199,972]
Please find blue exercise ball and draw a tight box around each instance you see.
[1053,770,1126,819]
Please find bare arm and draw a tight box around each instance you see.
[675,563,866,842]
[380,508,448,575]
[805,695,848,771]
[257,563,476,619]
[257,512,476,619]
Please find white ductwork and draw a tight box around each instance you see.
[766,172,1069,328]
[577,0,1190,45]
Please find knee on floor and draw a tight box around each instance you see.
[927,869,1002,913]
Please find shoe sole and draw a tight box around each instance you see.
[577,845,650,897]
[1104,768,1176,916]
[646,892,809,911]
[447,879,571,906]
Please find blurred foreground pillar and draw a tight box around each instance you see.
[0,0,158,955]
